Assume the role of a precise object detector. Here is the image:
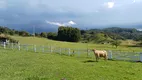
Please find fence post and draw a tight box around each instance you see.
[87,49,90,57]
[64,48,66,54]
[50,46,53,53]
[12,43,13,49]
[60,48,62,55]
[18,43,20,51]
[26,45,28,51]
[140,53,142,62]
[42,45,44,53]
[68,48,71,56]
[3,42,6,49]
[34,45,36,52]
[72,50,75,56]
[108,50,112,60]
[78,49,80,57]
[87,49,89,57]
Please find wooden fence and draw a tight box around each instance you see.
[0,42,142,62]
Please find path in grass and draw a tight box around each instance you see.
[0,49,142,80]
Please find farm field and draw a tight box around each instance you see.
[11,36,142,52]
[1,0,142,80]
[0,49,142,80]
[0,36,141,80]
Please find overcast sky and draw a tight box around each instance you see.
[0,0,142,30]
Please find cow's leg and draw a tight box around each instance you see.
[104,56,107,61]
[97,57,99,62]
[96,57,98,62]
[104,57,106,60]
[96,56,98,62]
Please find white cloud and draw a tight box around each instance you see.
[46,21,64,26]
[132,0,142,3]
[104,2,115,8]
[45,20,76,26]
[68,21,76,25]
[133,0,136,3]
[137,29,142,31]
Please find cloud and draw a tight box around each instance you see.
[104,2,115,8]
[45,20,76,26]
[132,0,142,3]
[133,0,136,3]
[68,21,76,25]
[137,29,142,31]
[45,21,64,26]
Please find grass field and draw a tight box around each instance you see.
[11,36,142,52]
[0,36,141,80]
[0,49,142,80]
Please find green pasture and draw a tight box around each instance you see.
[0,36,142,80]
[11,36,142,52]
[0,49,142,80]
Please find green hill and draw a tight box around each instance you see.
[10,36,142,52]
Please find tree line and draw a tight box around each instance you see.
[0,26,30,36]
[35,26,81,42]
[0,26,81,42]
[0,26,142,47]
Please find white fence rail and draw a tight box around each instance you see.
[108,51,141,62]
[0,42,142,62]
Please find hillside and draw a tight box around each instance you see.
[11,36,142,52]
[0,34,142,80]
[1,26,142,48]
[83,27,142,41]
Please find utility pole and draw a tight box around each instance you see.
[33,25,35,37]
[86,28,89,57]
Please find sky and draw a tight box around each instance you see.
[0,0,142,31]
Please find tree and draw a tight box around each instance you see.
[47,32,57,40]
[94,33,106,43]
[35,33,40,37]
[111,40,121,48]
[15,30,19,35]
[80,30,86,35]
[58,26,81,42]
[83,33,92,43]
[19,31,30,36]
[9,30,15,35]
[40,32,47,38]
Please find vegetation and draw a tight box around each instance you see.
[11,36,142,52]
[0,26,142,80]
[47,32,57,40]
[1,26,142,45]
[40,32,47,38]
[84,27,142,42]
[111,40,122,48]
[0,34,18,43]
[0,48,142,80]
[0,33,142,80]
[57,26,81,42]
[0,26,30,36]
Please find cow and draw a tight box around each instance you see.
[92,49,108,62]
